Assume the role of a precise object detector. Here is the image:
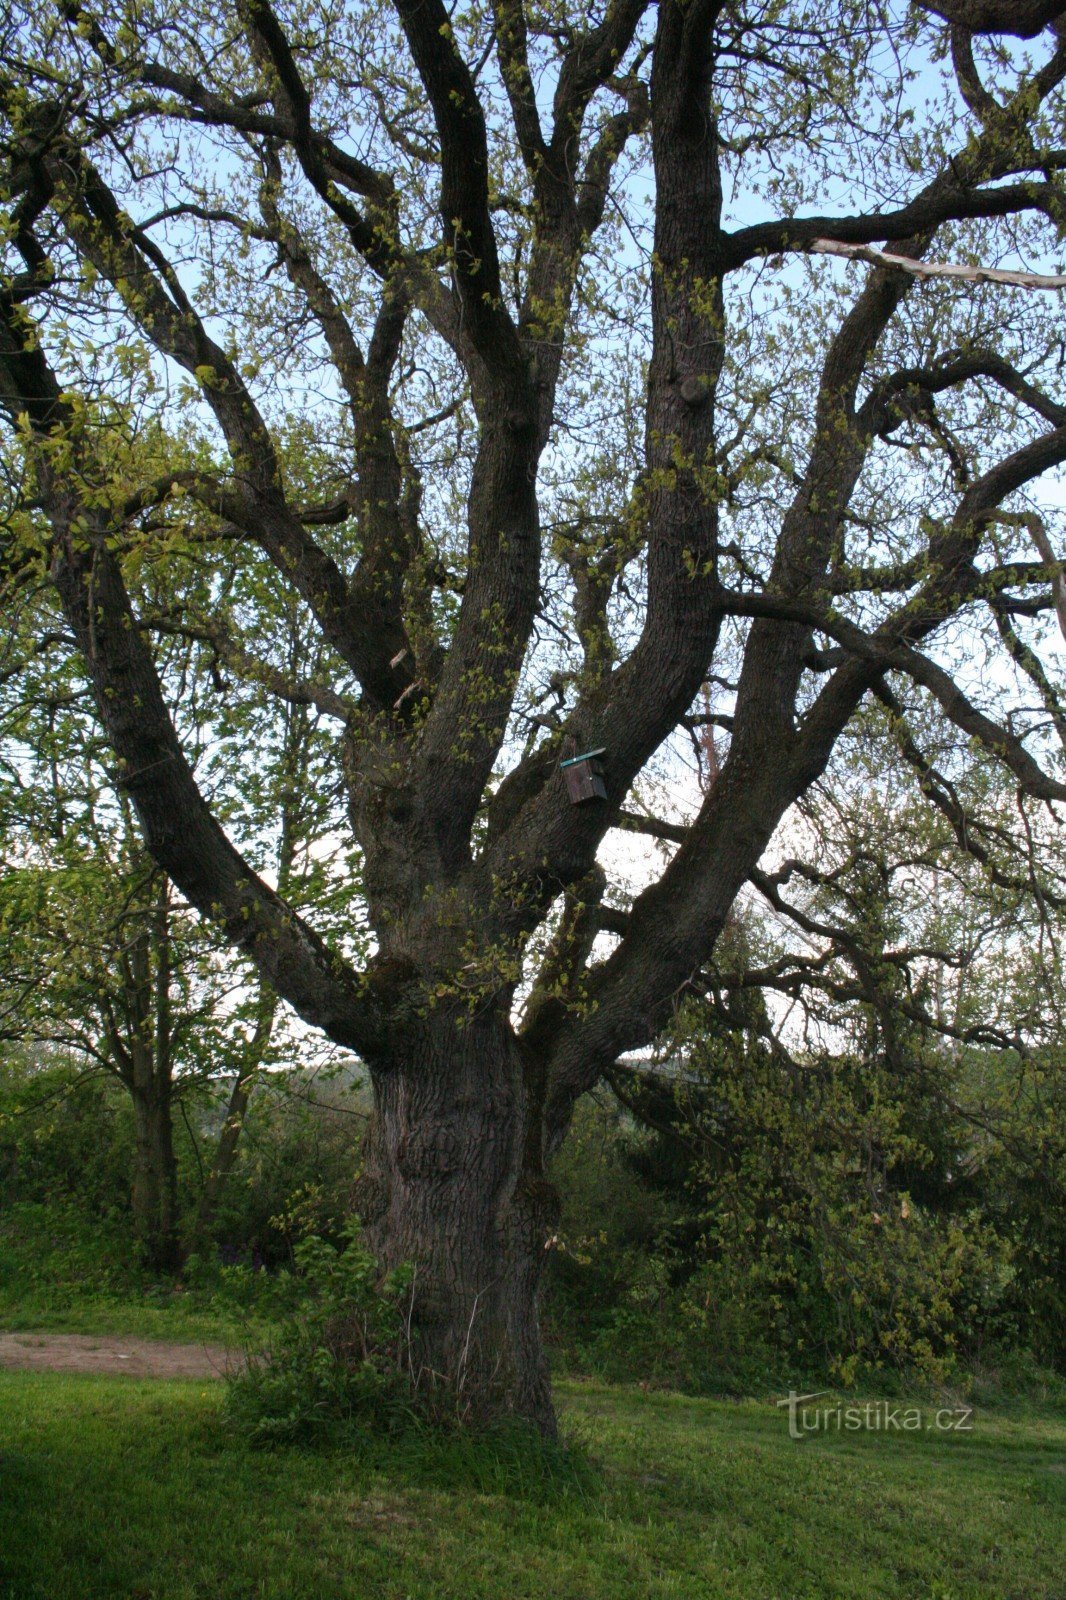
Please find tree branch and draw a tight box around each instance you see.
[808,237,1066,291]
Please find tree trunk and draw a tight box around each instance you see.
[123,881,181,1275]
[362,1006,559,1436]
[131,1081,180,1274]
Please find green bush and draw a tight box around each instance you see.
[0,1197,143,1301]
[225,1223,417,1444]
[200,1074,368,1268]
[0,1054,132,1217]
[543,1022,1061,1395]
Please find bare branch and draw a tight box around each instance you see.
[808,237,1066,291]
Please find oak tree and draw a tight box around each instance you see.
[2,0,1066,1430]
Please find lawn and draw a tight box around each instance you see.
[0,1286,255,1346]
[0,1371,1062,1600]
[0,1202,278,1346]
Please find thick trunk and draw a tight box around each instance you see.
[131,1082,180,1274]
[361,1007,558,1435]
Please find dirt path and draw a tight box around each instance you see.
[0,1332,234,1378]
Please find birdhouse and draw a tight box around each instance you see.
[560,747,607,804]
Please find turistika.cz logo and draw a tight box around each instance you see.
[776,1391,974,1440]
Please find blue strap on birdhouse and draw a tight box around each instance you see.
[560,748,607,768]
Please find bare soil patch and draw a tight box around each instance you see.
[0,1332,233,1378]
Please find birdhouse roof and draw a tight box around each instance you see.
[560,748,607,767]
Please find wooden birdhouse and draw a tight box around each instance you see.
[560,747,607,804]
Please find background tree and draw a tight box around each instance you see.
[1,0,1065,1431]
[548,717,1066,1391]
[0,489,356,1269]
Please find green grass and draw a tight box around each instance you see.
[0,1372,1062,1600]
[0,1282,250,1343]
[0,1281,263,1344]
[0,1201,279,1345]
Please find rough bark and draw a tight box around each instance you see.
[917,0,1065,38]
[360,1006,558,1435]
[130,1077,180,1274]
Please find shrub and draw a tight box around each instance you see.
[543,1024,1046,1394]
[225,1222,417,1444]
[0,1053,132,1217]
[202,1072,368,1268]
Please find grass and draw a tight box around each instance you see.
[0,1371,1062,1600]
[0,1258,281,1345]
[0,1280,264,1345]
[2,1206,1062,1597]
[0,1201,278,1345]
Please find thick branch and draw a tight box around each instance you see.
[393,0,527,389]
[0,303,387,1056]
[917,1,1065,38]
[31,140,416,710]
